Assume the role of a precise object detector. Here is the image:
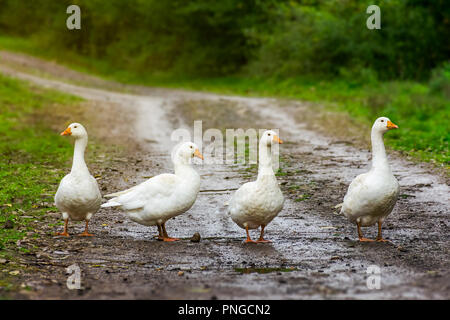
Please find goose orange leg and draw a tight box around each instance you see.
[156,224,164,241]
[161,222,179,242]
[357,221,374,242]
[245,225,257,243]
[56,218,69,237]
[79,220,94,237]
[376,220,390,242]
[256,225,271,243]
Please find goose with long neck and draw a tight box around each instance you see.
[101,142,203,241]
[339,117,400,242]
[54,123,102,236]
[228,130,285,243]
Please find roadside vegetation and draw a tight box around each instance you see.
[0,74,81,254]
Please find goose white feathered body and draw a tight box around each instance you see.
[229,131,284,231]
[102,170,200,226]
[340,117,400,229]
[101,142,201,228]
[55,172,102,221]
[54,123,101,225]
[341,169,399,227]
[229,174,284,229]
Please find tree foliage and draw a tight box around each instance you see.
[0,0,448,79]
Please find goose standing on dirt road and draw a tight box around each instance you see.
[55,123,102,236]
[338,117,399,242]
[228,130,284,243]
[101,142,203,241]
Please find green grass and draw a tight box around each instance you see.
[294,194,312,202]
[0,35,448,167]
[0,73,82,252]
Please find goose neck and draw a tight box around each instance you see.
[174,157,195,176]
[257,141,275,180]
[71,137,89,174]
[371,129,390,172]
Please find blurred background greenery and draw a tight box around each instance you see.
[1,0,448,80]
[0,0,448,164]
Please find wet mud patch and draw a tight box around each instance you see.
[170,98,263,131]
[234,267,298,274]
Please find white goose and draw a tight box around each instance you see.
[101,142,203,241]
[339,117,399,242]
[228,130,284,243]
[55,123,102,236]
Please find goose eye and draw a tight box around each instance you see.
[268,133,271,136]
[74,125,78,128]
[380,120,384,123]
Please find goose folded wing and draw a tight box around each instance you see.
[109,173,180,211]
[344,173,367,201]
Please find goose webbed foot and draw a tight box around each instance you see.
[79,231,94,237]
[376,220,390,243]
[156,222,180,242]
[78,220,94,236]
[356,221,374,242]
[256,224,271,243]
[163,237,180,242]
[244,225,257,243]
[56,218,70,237]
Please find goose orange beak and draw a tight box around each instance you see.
[194,149,204,160]
[387,121,398,130]
[273,135,283,144]
[60,127,72,136]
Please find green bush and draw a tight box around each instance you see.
[429,62,450,99]
[246,0,449,80]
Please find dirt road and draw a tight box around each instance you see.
[0,51,448,299]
